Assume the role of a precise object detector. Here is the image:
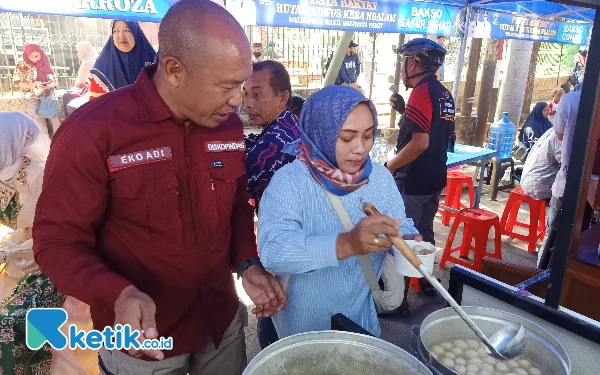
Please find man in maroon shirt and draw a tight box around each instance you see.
[32,1,286,374]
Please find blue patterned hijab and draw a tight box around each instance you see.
[285,85,378,196]
[89,21,156,92]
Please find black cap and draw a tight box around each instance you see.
[349,41,359,48]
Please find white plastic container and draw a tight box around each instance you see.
[393,240,438,278]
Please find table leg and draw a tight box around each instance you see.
[474,159,486,207]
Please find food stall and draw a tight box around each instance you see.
[246,1,600,374]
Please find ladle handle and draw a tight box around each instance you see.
[362,202,500,356]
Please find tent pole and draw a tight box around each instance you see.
[323,31,355,87]
[390,33,405,129]
[452,6,471,108]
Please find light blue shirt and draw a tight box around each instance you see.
[258,160,417,338]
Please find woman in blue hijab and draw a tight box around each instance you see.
[518,102,552,151]
[88,20,156,99]
[257,86,420,339]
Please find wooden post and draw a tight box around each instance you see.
[521,42,542,124]
[389,34,405,129]
[475,39,500,146]
[461,38,483,116]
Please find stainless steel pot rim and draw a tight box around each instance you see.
[418,306,571,374]
[245,330,432,374]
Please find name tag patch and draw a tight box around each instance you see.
[108,147,172,171]
[212,160,224,168]
[205,140,245,153]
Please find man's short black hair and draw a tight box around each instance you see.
[252,60,292,106]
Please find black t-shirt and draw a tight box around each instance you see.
[394,74,455,196]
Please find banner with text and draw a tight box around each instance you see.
[468,8,589,45]
[0,0,178,22]
[255,0,462,35]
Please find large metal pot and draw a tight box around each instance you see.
[414,307,571,375]
[244,330,433,375]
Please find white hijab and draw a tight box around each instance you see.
[74,41,98,87]
[0,112,49,279]
[0,111,49,184]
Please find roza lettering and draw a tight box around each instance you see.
[76,0,158,14]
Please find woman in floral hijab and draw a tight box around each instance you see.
[257,86,419,339]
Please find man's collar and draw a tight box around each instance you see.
[259,109,293,135]
[414,73,437,87]
[134,64,175,122]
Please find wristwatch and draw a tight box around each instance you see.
[237,258,262,279]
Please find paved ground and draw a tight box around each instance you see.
[240,168,540,361]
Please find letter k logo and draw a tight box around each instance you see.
[26,308,68,350]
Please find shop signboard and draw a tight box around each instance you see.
[0,0,175,22]
[255,0,463,36]
[468,8,590,45]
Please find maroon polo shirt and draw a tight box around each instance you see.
[33,64,256,359]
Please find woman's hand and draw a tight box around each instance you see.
[336,214,402,260]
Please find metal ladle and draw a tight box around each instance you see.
[363,202,527,360]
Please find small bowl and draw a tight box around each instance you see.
[394,240,438,278]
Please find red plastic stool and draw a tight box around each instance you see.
[500,187,546,253]
[439,208,502,272]
[409,278,420,293]
[439,170,475,226]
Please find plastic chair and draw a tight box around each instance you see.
[409,277,420,293]
[439,170,475,226]
[500,187,546,253]
[439,208,502,272]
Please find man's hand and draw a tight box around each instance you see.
[337,215,402,260]
[389,93,406,114]
[114,286,164,360]
[242,265,287,318]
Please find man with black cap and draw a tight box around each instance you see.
[337,40,361,90]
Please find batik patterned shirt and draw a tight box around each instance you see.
[245,110,301,205]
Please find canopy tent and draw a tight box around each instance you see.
[408,0,595,22]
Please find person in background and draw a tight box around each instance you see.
[520,128,561,201]
[337,40,361,90]
[573,49,587,73]
[13,43,61,139]
[517,102,553,152]
[244,60,301,208]
[290,94,305,119]
[258,85,420,339]
[0,112,98,375]
[387,38,454,300]
[88,20,156,100]
[32,1,286,374]
[436,36,448,81]
[63,41,98,117]
[539,90,593,266]
[243,60,300,349]
[252,42,264,63]
[548,87,565,124]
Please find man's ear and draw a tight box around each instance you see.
[162,57,185,88]
[280,90,290,109]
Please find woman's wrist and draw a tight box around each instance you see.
[336,233,353,260]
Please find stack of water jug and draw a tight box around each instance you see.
[486,111,516,159]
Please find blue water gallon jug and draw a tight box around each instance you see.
[487,112,516,159]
